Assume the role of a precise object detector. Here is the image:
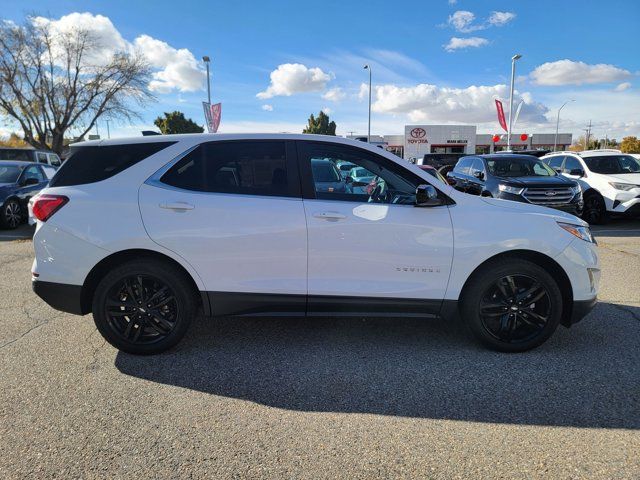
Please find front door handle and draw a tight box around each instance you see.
[160,202,195,211]
[313,211,347,220]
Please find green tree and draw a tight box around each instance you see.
[620,136,640,153]
[154,111,204,134]
[303,111,336,135]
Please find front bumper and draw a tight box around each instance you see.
[32,280,85,315]
[496,192,583,215]
[568,297,598,326]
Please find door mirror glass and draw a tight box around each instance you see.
[415,184,443,207]
[22,177,39,186]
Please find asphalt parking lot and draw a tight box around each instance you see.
[0,221,638,479]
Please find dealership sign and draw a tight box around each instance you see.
[408,127,428,144]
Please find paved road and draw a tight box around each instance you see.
[0,222,638,478]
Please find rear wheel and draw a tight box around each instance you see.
[582,192,607,224]
[1,199,22,229]
[92,259,196,354]
[461,258,563,352]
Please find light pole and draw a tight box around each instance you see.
[507,53,522,150]
[105,119,111,139]
[554,99,574,151]
[202,56,211,104]
[364,64,371,143]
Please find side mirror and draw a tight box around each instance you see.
[344,176,353,184]
[415,184,443,207]
[446,177,457,186]
[553,168,562,174]
[569,168,584,177]
[473,171,484,180]
[22,177,39,186]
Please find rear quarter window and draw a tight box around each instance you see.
[49,142,176,187]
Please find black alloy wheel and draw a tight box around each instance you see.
[92,259,196,354]
[479,275,551,344]
[582,193,607,225]
[2,200,21,229]
[105,274,179,345]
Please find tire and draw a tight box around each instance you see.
[92,259,197,355]
[582,192,607,225]
[1,199,22,229]
[461,258,563,352]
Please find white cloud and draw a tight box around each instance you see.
[322,87,346,102]
[444,37,489,52]
[448,0,457,4]
[257,63,331,99]
[488,11,516,26]
[31,13,205,94]
[447,11,481,32]
[261,104,274,111]
[321,107,332,114]
[371,83,548,124]
[614,82,632,92]
[530,60,632,86]
[358,82,370,100]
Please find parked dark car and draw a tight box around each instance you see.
[417,153,467,177]
[448,154,583,215]
[0,147,62,167]
[311,159,349,194]
[0,161,56,229]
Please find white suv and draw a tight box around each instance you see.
[541,150,640,224]
[31,134,599,354]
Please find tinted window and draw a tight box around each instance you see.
[22,165,45,182]
[0,165,22,183]
[50,142,175,187]
[584,155,640,174]
[0,149,32,162]
[563,156,583,172]
[470,158,485,177]
[453,157,473,175]
[37,152,48,163]
[300,142,420,205]
[486,157,556,177]
[41,165,57,180]
[161,141,291,197]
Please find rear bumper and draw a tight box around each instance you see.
[32,280,85,315]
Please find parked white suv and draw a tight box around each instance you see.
[31,134,599,354]
[541,150,640,223]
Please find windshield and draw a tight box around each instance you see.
[351,167,373,178]
[311,160,341,182]
[0,149,31,162]
[0,166,22,183]
[486,157,556,177]
[584,155,640,174]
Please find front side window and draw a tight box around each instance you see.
[454,157,473,175]
[299,142,419,205]
[584,155,640,174]
[161,141,293,197]
[48,154,61,166]
[41,165,57,180]
[21,165,44,183]
[37,152,48,163]
[470,158,485,178]
[546,156,564,170]
[563,156,583,172]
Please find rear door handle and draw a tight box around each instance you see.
[160,202,195,211]
[313,211,346,220]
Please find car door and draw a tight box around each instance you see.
[297,141,454,315]
[467,158,486,195]
[449,157,473,192]
[562,156,585,179]
[17,164,47,203]
[139,140,308,315]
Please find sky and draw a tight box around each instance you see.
[1,0,639,141]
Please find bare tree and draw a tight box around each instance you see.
[0,16,154,154]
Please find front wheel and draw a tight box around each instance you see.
[582,192,607,225]
[461,258,563,352]
[92,259,196,355]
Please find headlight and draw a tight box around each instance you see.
[609,182,637,191]
[557,222,596,243]
[498,184,524,195]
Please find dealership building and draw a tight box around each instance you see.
[349,125,572,160]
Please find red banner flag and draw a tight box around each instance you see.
[495,99,508,132]
[210,103,221,133]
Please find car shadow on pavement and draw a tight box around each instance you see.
[115,302,640,429]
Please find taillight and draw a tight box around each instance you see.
[32,195,68,222]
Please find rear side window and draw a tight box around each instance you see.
[49,142,175,187]
[160,141,294,197]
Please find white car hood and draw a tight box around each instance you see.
[480,197,586,225]
[605,173,640,184]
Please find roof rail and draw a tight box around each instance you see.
[545,151,576,155]
[582,148,622,153]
